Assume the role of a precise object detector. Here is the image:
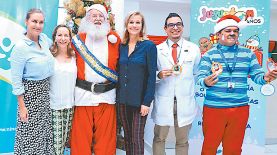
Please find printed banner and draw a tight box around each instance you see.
[189,0,270,154]
[0,0,58,153]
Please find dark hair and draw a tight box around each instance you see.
[25,8,44,21]
[50,24,74,57]
[164,13,183,27]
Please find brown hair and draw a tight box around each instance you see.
[25,8,45,21]
[122,11,148,44]
[50,24,74,57]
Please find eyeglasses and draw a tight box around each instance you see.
[166,22,183,28]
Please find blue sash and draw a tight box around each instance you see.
[72,35,118,83]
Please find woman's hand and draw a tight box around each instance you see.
[17,95,28,122]
[140,105,149,117]
[19,106,28,122]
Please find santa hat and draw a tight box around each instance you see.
[214,15,241,34]
[86,4,108,19]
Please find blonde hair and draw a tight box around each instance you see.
[122,11,148,44]
[50,24,74,57]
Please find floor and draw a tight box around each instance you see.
[115,144,277,155]
[1,144,276,155]
[266,145,277,155]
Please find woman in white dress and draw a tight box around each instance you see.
[49,24,77,155]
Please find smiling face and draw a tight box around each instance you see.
[25,12,44,39]
[217,26,239,46]
[164,16,184,42]
[127,14,143,38]
[55,26,71,49]
[87,9,105,28]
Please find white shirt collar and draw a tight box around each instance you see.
[167,38,183,48]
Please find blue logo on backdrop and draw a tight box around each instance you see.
[0,36,17,153]
[0,38,13,70]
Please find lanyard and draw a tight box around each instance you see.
[218,48,238,75]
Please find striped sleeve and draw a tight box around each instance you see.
[248,52,266,85]
[197,49,215,89]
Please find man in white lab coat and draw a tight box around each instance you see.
[151,13,201,155]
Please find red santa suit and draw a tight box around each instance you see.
[70,31,120,155]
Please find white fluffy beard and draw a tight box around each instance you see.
[78,17,110,40]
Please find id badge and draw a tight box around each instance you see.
[228,82,235,89]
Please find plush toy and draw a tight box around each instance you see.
[199,37,213,56]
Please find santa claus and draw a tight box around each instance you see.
[70,4,120,155]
